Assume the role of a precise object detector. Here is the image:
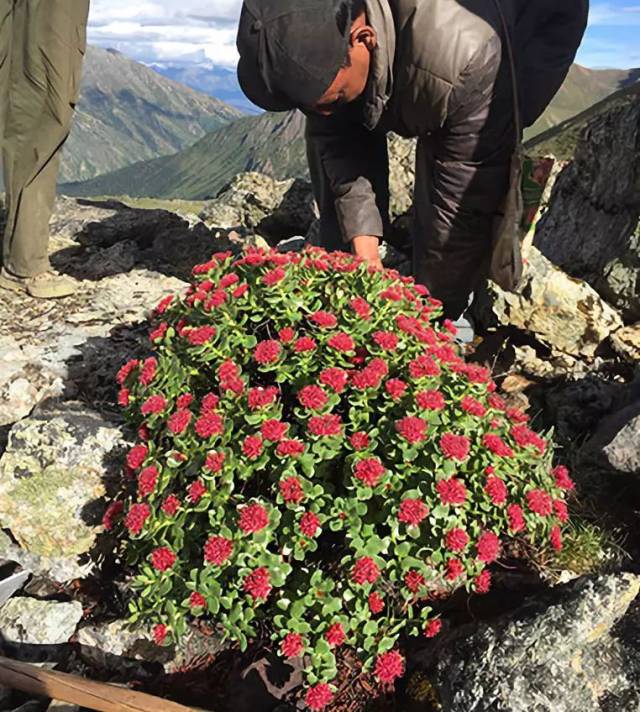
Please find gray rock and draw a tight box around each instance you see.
[199,173,318,241]
[534,86,640,322]
[474,247,623,359]
[0,403,126,581]
[0,597,82,645]
[584,400,640,476]
[431,573,640,712]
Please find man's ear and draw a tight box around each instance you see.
[351,25,377,51]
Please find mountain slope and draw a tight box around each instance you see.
[61,110,307,200]
[63,64,638,200]
[59,47,243,183]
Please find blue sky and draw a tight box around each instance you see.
[87,1,640,70]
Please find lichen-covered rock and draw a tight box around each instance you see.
[0,403,126,579]
[611,323,640,362]
[199,172,318,240]
[534,86,640,322]
[432,573,640,712]
[0,597,82,645]
[474,247,623,358]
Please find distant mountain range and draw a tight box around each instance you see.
[59,47,243,184]
[61,63,639,201]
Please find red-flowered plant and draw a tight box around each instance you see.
[109,246,573,709]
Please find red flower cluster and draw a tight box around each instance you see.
[439,433,471,461]
[205,451,225,473]
[352,556,380,584]
[276,439,305,457]
[511,424,546,455]
[527,489,553,516]
[311,310,338,328]
[298,385,328,411]
[553,465,575,491]
[485,476,508,505]
[350,297,371,319]
[162,495,181,516]
[204,536,233,565]
[279,476,305,504]
[477,531,501,563]
[396,416,428,444]
[125,503,151,535]
[300,511,320,537]
[409,354,440,379]
[254,340,282,365]
[325,623,346,647]
[483,434,514,458]
[294,336,317,353]
[187,325,216,345]
[248,386,279,410]
[138,466,159,497]
[375,651,405,684]
[139,357,158,386]
[424,619,442,638]
[416,389,445,411]
[127,444,148,470]
[385,378,408,400]
[102,500,124,531]
[319,367,349,393]
[398,499,429,526]
[305,683,334,711]
[281,632,305,658]
[507,504,526,532]
[218,359,244,395]
[405,570,425,593]
[328,332,356,352]
[151,547,176,572]
[195,412,224,439]
[349,431,370,450]
[461,395,486,417]
[368,592,385,614]
[354,458,385,487]
[243,567,272,600]
[445,527,470,552]
[141,394,167,416]
[261,419,289,442]
[351,357,388,390]
[189,592,206,609]
[239,503,270,534]
[308,413,342,437]
[168,409,191,435]
[242,435,264,459]
[188,480,206,503]
[373,331,399,351]
[436,478,468,505]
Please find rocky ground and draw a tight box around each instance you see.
[0,90,639,712]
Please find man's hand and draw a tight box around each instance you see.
[352,235,383,271]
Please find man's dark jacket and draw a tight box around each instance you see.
[306,0,589,316]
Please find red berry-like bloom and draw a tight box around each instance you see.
[375,651,405,684]
[139,357,157,386]
[461,395,486,417]
[319,367,349,393]
[464,364,491,384]
[526,489,553,516]
[261,419,289,442]
[153,624,168,646]
[102,501,124,531]
[398,499,429,526]
[127,444,148,470]
[368,592,385,614]
[550,525,563,551]
[280,477,304,504]
[281,632,305,658]
[325,622,346,647]
[300,511,320,537]
[445,558,465,580]
[350,431,370,450]
[188,480,206,503]
[305,683,334,711]
[298,385,328,411]
[195,412,224,439]
[310,310,338,328]
[243,567,272,601]
[350,297,371,319]
[176,393,194,409]
[436,478,468,506]
[242,435,264,459]
[117,358,140,385]
[151,547,176,572]
[190,592,206,608]
[187,326,216,345]
[440,433,471,461]
[117,388,130,408]
[477,531,501,563]
[308,413,342,437]
[409,354,441,379]
[424,619,442,638]
[553,499,569,522]
[507,503,526,532]
[327,332,355,352]
[485,477,508,505]
[155,293,174,314]
[511,424,547,455]
[354,458,385,487]
[161,495,180,516]
[276,439,305,457]
[373,331,399,350]
[239,503,270,534]
[219,272,239,288]
[475,569,492,594]
[416,389,446,411]
[352,556,380,585]
[168,409,192,435]
[205,451,226,473]
[141,394,167,416]
[233,283,249,298]
[445,527,470,552]
[488,393,507,411]
[263,267,286,286]
[200,392,220,413]
[553,465,576,491]
[248,386,279,410]
[405,570,426,593]
[385,379,408,400]
[254,340,282,365]
[204,536,233,565]
[483,434,514,458]
[396,416,428,444]
[138,466,159,497]
[278,327,295,343]
[294,336,317,353]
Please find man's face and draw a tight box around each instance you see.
[309,13,377,116]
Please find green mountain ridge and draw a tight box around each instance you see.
[59,47,243,184]
[61,64,639,201]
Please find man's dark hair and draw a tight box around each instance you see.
[336,0,367,66]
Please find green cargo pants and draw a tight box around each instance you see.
[0,0,89,277]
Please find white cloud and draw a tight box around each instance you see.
[588,2,640,26]
[88,0,244,66]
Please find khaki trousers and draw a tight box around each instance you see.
[0,0,88,277]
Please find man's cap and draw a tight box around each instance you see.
[237,0,351,112]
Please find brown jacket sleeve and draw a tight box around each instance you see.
[305,109,390,244]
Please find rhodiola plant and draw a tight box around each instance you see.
[106,246,573,710]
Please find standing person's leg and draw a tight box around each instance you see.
[0,0,89,298]
[0,0,14,225]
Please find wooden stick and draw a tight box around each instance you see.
[0,655,201,712]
